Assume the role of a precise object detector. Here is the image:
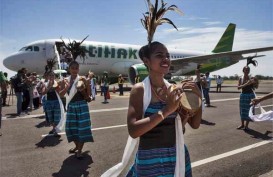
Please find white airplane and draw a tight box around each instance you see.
[3,23,273,83]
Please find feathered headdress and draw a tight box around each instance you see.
[45,56,57,73]
[60,35,89,62]
[246,57,258,67]
[141,0,183,44]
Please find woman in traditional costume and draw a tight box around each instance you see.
[42,71,61,137]
[101,1,202,176]
[42,60,62,137]
[126,41,201,177]
[58,61,93,159]
[237,60,259,131]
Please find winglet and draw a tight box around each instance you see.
[212,23,236,53]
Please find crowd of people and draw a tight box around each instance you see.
[0,66,129,137]
[0,51,272,176]
[0,23,270,176]
[4,68,129,115]
[0,64,100,158]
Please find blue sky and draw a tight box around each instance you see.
[0,0,272,78]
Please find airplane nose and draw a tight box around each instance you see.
[3,56,12,68]
[3,54,20,72]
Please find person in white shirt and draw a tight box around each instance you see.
[203,72,211,107]
[88,72,96,100]
[60,59,68,77]
[216,75,223,92]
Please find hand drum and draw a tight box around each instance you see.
[170,84,201,114]
[180,91,201,114]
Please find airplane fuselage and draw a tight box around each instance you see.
[3,39,236,77]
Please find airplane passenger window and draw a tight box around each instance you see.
[25,46,33,51]
[34,46,39,51]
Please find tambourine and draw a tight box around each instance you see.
[251,77,259,89]
[180,90,202,114]
[48,80,58,88]
[171,84,202,114]
[76,77,86,90]
[76,77,92,102]
[53,81,58,88]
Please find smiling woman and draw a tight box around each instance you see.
[102,1,202,177]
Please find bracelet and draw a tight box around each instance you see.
[157,110,165,120]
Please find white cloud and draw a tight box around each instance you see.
[184,15,209,21]
[160,25,273,77]
[203,21,222,26]
[233,29,273,49]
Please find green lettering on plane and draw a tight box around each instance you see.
[85,45,138,59]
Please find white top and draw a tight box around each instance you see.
[60,62,68,70]
[216,77,223,84]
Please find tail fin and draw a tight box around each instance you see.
[212,23,236,53]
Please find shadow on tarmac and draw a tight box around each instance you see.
[201,119,216,126]
[5,113,45,119]
[5,113,18,118]
[52,151,93,177]
[205,105,217,108]
[35,120,50,128]
[35,136,63,148]
[244,129,273,140]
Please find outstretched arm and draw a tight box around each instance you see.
[251,92,273,105]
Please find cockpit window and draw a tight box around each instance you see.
[19,46,40,52]
[34,46,39,51]
[19,47,27,51]
[26,46,32,51]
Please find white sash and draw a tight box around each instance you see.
[44,81,66,133]
[65,75,80,110]
[248,90,273,121]
[56,75,79,132]
[249,105,273,121]
[101,76,185,177]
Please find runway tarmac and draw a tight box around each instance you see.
[0,83,272,177]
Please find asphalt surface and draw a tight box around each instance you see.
[0,82,272,177]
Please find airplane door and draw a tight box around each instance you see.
[45,40,55,59]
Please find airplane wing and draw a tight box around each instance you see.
[171,46,273,64]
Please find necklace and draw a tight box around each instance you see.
[150,81,167,102]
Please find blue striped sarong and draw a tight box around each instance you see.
[127,145,192,177]
[240,93,255,121]
[65,100,94,143]
[126,101,192,177]
[45,100,61,125]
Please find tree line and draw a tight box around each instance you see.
[221,75,273,80]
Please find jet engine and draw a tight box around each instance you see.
[128,63,149,84]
